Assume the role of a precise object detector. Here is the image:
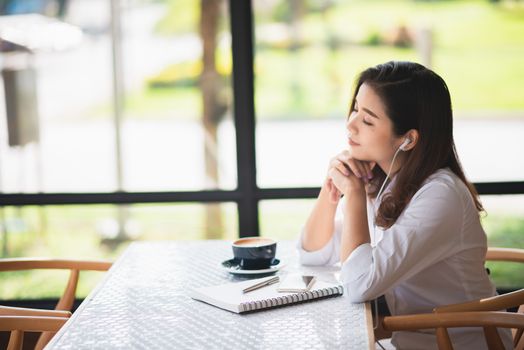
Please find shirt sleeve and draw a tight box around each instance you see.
[341,180,466,303]
[296,202,344,266]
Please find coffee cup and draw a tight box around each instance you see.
[232,237,277,270]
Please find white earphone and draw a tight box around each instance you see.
[399,137,412,151]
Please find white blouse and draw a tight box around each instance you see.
[297,168,513,350]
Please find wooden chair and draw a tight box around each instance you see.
[383,311,524,350]
[0,315,69,350]
[430,247,524,349]
[433,289,524,349]
[0,258,112,349]
[382,248,524,349]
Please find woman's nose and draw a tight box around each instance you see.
[346,114,358,133]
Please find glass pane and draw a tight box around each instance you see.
[0,0,236,193]
[0,1,115,193]
[0,202,237,299]
[482,195,524,290]
[454,120,524,182]
[259,199,315,240]
[120,0,235,191]
[254,1,524,187]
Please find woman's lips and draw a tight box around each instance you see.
[349,139,360,146]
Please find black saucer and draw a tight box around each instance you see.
[221,258,281,275]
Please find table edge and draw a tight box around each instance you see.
[365,302,375,350]
[44,244,134,349]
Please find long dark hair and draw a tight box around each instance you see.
[349,61,483,229]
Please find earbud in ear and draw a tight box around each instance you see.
[399,138,412,151]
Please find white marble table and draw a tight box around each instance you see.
[45,240,374,349]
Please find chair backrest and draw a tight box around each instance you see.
[487,247,524,349]
[0,315,68,350]
[486,247,524,263]
[0,258,112,349]
[433,247,524,350]
[0,259,112,312]
[383,311,524,350]
[434,289,524,314]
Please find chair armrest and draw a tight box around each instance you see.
[383,311,524,331]
[0,315,69,332]
[0,305,71,318]
[434,289,524,313]
[486,248,524,263]
[0,258,112,272]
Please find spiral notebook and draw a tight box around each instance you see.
[190,275,344,314]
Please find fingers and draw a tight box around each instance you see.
[329,166,366,196]
[330,186,340,203]
[359,161,374,180]
[326,151,375,196]
[361,162,374,180]
[326,177,334,195]
[328,168,344,188]
[325,173,336,202]
[325,178,339,203]
[329,156,350,178]
[335,154,373,180]
[330,159,350,176]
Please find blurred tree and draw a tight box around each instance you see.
[155,0,199,35]
[200,0,227,239]
[154,0,228,238]
[289,0,305,50]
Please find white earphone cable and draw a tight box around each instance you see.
[373,144,404,336]
[376,145,404,202]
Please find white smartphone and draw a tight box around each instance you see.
[277,274,316,293]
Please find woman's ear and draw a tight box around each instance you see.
[402,129,419,151]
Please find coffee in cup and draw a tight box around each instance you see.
[232,237,277,270]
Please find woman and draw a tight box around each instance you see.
[297,61,512,349]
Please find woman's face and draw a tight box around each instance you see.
[346,83,403,167]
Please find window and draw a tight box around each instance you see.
[0,202,238,299]
[254,0,523,187]
[0,0,523,300]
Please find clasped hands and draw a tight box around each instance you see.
[326,150,375,203]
